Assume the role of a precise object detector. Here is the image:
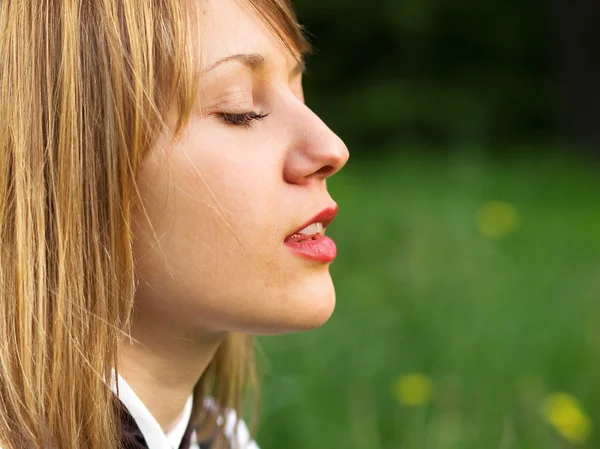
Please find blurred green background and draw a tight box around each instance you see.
[256,1,600,448]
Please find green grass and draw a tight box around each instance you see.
[256,151,600,449]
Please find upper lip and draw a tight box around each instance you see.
[286,204,339,238]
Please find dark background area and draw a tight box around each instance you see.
[296,0,600,156]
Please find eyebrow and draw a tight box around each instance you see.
[204,52,305,77]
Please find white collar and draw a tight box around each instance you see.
[111,372,192,449]
[166,396,193,448]
[110,371,259,449]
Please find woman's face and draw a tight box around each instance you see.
[132,0,348,336]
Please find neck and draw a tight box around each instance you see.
[118,320,226,431]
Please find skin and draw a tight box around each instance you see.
[120,0,349,430]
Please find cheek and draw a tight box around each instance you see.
[174,134,286,254]
[132,131,288,306]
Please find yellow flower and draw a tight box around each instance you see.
[476,201,519,239]
[541,392,591,444]
[394,373,432,407]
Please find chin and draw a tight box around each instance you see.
[263,272,337,334]
[201,269,339,336]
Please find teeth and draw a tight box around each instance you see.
[298,222,323,235]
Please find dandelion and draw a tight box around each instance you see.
[541,392,591,444]
[476,200,519,239]
[394,373,432,407]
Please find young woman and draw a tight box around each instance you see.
[0,0,348,448]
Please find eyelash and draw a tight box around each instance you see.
[216,111,270,128]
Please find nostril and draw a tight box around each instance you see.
[315,165,336,178]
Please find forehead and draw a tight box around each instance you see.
[200,0,297,70]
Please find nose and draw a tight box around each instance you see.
[283,104,349,185]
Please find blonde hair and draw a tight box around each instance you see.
[0,1,308,449]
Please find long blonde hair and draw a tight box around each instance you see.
[0,1,308,448]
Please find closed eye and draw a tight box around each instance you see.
[216,111,270,128]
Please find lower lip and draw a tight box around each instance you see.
[284,234,337,263]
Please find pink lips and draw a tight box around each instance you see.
[284,206,338,263]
